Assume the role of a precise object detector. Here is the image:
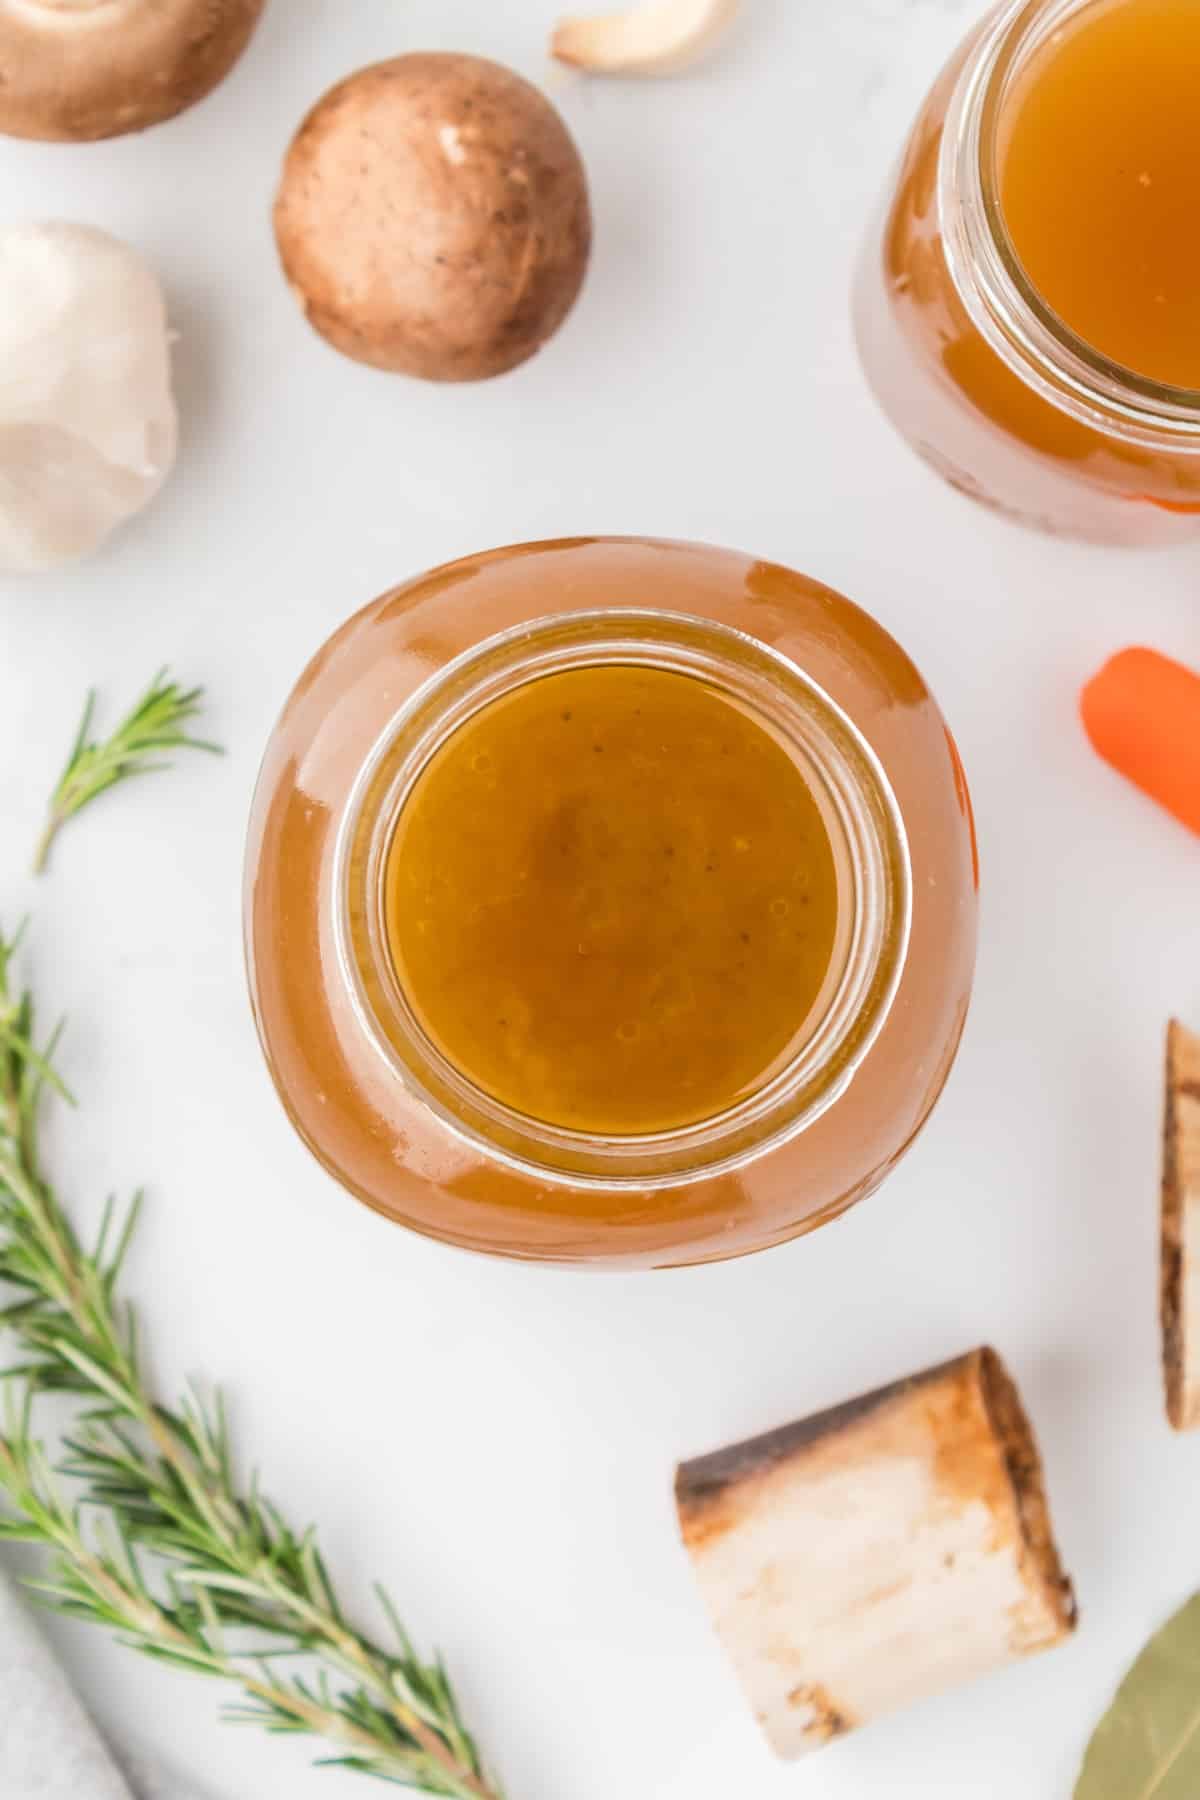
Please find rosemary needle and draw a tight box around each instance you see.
[33,672,222,875]
[0,927,503,1800]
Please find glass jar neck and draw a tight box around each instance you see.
[334,611,912,1192]
[941,0,1200,448]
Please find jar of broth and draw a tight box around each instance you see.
[856,0,1200,545]
[244,539,978,1267]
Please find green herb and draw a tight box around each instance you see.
[33,672,222,874]
[0,923,503,1799]
[1075,1592,1200,1799]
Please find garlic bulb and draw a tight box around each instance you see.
[0,222,178,574]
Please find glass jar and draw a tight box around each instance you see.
[855,0,1200,545]
[244,538,978,1268]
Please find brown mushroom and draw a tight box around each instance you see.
[274,54,593,382]
[0,0,266,143]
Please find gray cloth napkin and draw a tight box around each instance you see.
[0,1571,209,1800]
[117,1752,215,1800]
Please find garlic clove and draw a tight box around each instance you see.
[551,0,740,75]
[0,222,177,574]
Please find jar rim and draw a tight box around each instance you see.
[942,0,1200,442]
[332,609,913,1192]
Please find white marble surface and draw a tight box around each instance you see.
[1,2,1198,1797]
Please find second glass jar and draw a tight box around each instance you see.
[855,0,1200,545]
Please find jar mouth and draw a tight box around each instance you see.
[333,611,912,1191]
[944,0,1200,438]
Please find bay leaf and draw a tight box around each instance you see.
[1076,1593,1200,1800]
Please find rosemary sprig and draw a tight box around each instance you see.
[0,924,502,1800]
[33,673,222,874]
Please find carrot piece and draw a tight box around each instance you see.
[1081,648,1200,837]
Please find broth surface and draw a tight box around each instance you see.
[384,665,840,1134]
[1000,0,1200,389]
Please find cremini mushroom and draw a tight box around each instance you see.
[0,222,178,574]
[552,0,740,74]
[0,0,266,142]
[274,53,592,382]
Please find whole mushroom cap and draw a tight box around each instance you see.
[274,53,593,382]
[0,0,267,143]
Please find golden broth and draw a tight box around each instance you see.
[1000,0,1200,389]
[384,665,840,1135]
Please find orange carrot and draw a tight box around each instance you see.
[1081,647,1200,837]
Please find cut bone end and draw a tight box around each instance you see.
[1163,1020,1200,1431]
[552,0,740,75]
[676,1348,1076,1759]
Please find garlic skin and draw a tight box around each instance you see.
[0,222,177,573]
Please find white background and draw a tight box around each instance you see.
[1,1,1198,1796]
